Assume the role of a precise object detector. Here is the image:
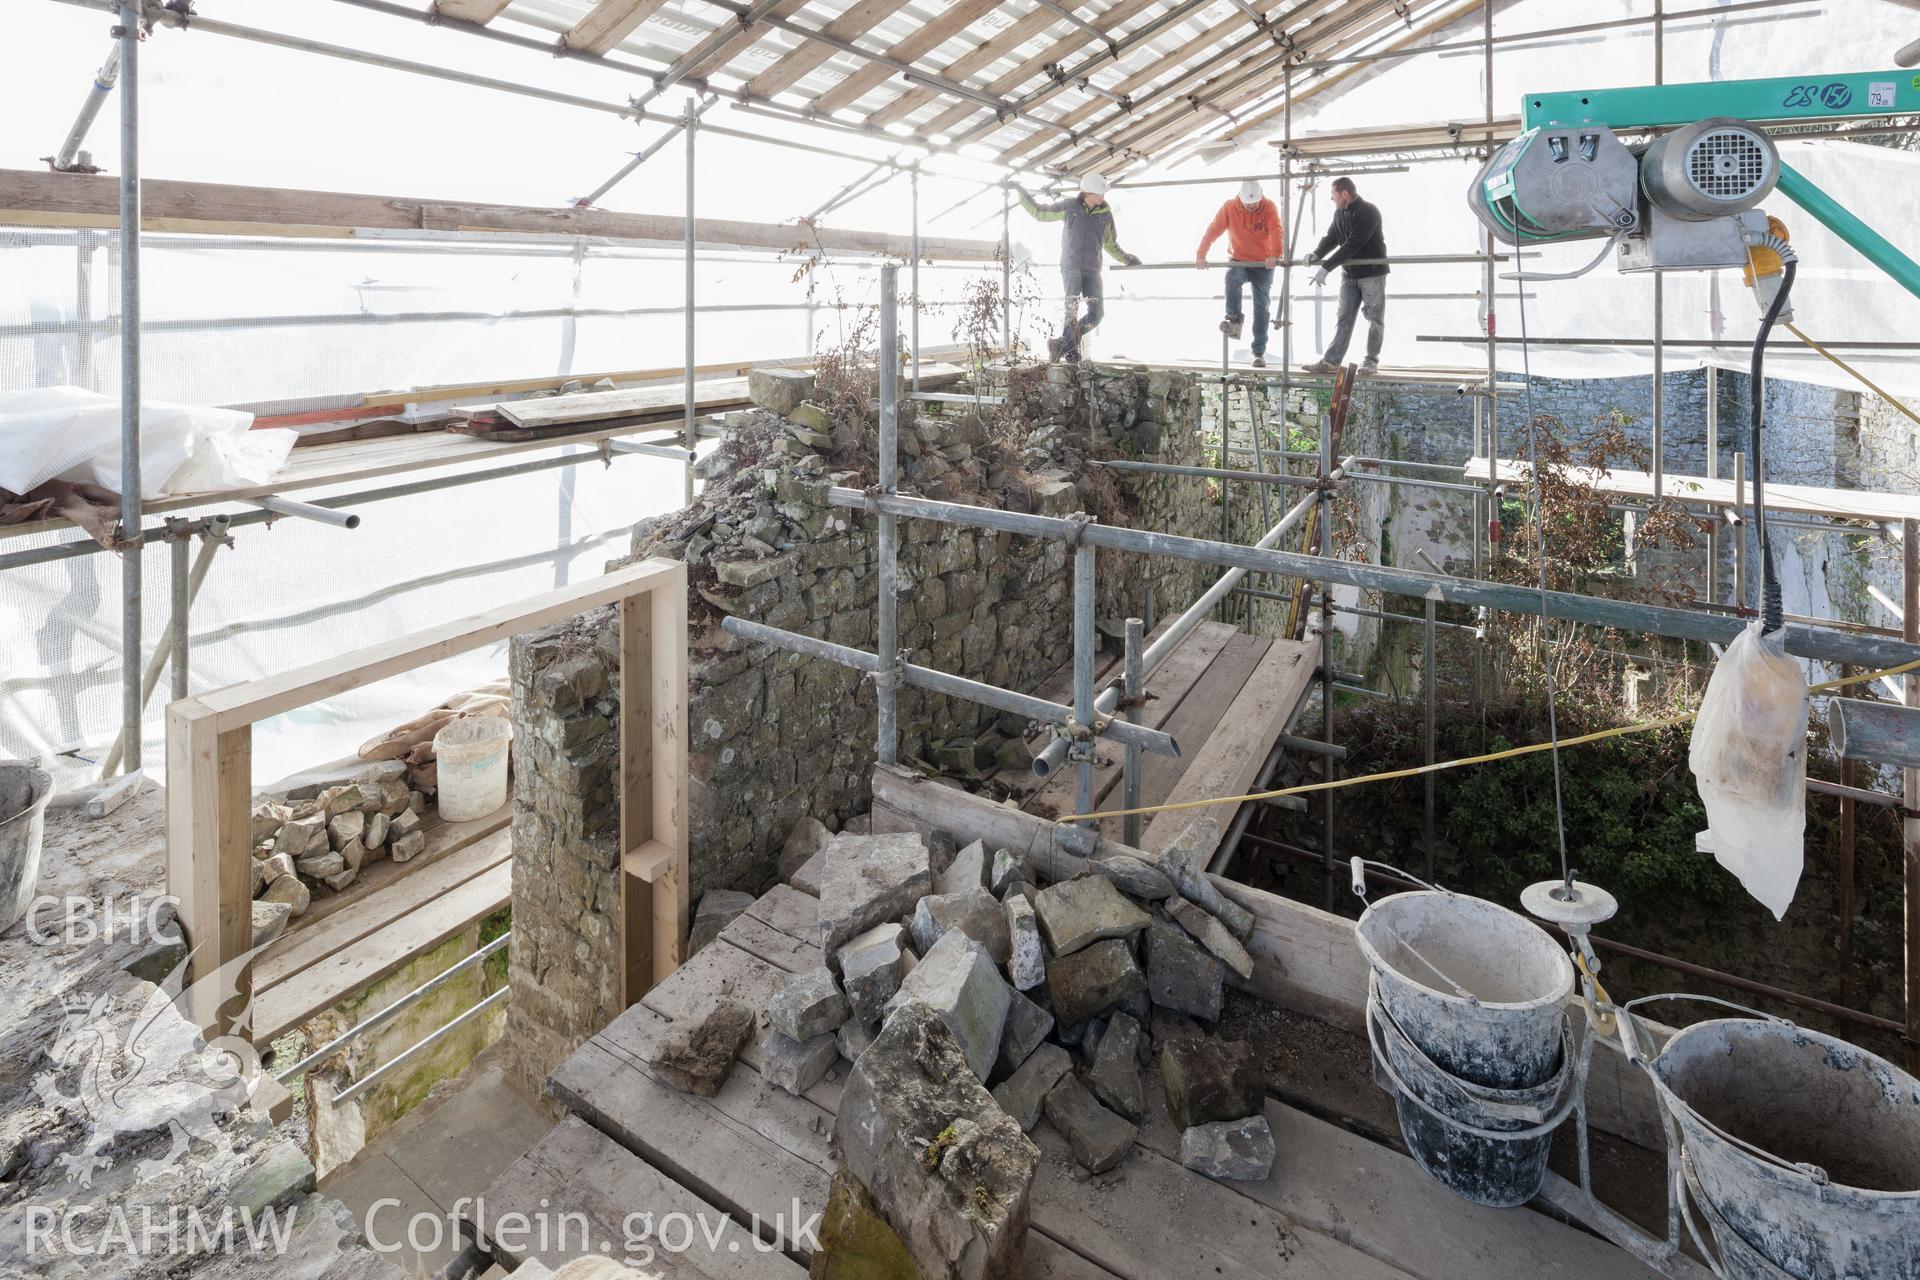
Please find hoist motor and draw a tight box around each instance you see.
[1468,116,1784,289]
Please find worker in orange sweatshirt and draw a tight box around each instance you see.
[1195,180,1285,367]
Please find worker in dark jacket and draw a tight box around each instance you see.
[1302,176,1388,375]
[1018,173,1142,363]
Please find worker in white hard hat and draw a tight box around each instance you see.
[1017,172,1142,363]
[1196,179,1285,367]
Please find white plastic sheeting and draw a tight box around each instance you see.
[0,385,292,498]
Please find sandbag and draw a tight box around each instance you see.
[1688,620,1809,919]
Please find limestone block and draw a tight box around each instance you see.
[261,873,310,916]
[1085,1012,1146,1120]
[910,890,1011,967]
[818,833,931,957]
[645,996,754,1097]
[989,1043,1071,1133]
[764,1030,838,1096]
[1159,1036,1263,1130]
[390,831,426,863]
[885,930,1010,1081]
[935,840,988,896]
[252,899,292,948]
[1166,896,1255,980]
[327,811,365,850]
[768,966,850,1043]
[838,922,911,1027]
[1032,876,1149,958]
[991,987,1053,1083]
[778,815,830,883]
[1042,1075,1136,1174]
[1046,938,1145,1028]
[1180,1115,1275,1182]
[688,889,755,955]
[1004,896,1044,992]
[1147,917,1225,1021]
[837,1000,1039,1280]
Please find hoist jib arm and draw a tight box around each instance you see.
[1520,70,1920,129]
[1520,71,1920,303]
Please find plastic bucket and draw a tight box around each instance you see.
[1651,1018,1920,1280]
[1357,891,1575,1206]
[0,763,54,932]
[433,716,513,822]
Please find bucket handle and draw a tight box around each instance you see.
[1613,993,1785,1071]
[1367,976,1585,1139]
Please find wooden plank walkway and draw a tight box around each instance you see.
[1003,620,1319,854]
[1466,455,1920,524]
[480,875,1661,1279]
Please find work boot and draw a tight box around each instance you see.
[1302,359,1338,374]
[1251,353,1266,368]
[1219,315,1244,340]
[1360,358,1380,376]
[1047,336,1066,362]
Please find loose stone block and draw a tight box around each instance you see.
[251,802,291,845]
[768,966,850,1043]
[1085,1011,1146,1120]
[886,930,1010,1081]
[1180,1115,1275,1182]
[276,814,328,858]
[790,848,828,897]
[1033,876,1150,958]
[778,815,830,883]
[260,873,310,916]
[989,1043,1071,1133]
[390,831,426,863]
[837,1000,1039,1280]
[1046,937,1146,1028]
[1159,1036,1264,1130]
[837,1018,877,1065]
[818,832,932,957]
[764,1030,838,1096]
[1157,819,1255,941]
[327,810,365,850]
[688,889,755,955]
[1004,895,1045,992]
[295,852,346,879]
[935,839,989,896]
[363,811,390,851]
[337,838,369,873]
[1042,1075,1137,1174]
[1167,896,1255,981]
[992,987,1053,1083]
[838,922,911,1026]
[811,1168,922,1280]
[1147,917,1225,1021]
[390,807,422,838]
[252,899,292,947]
[911,889,1011,966]
[989,849,1027,896]
[646,997,754,1096]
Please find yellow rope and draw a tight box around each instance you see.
[1784,323,1920,433]
[1054,655,1920,826]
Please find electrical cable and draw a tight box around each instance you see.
[1747,250,1798,635]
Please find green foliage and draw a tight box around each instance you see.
[479,906,511,989]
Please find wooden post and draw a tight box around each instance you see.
[1839,664,1856,1006]
[619,560,689,1006]
[165,699,255,1036]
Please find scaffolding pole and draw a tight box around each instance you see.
[113,1,141,779]
[1906,517,1919,1072]
[877,265,901,767]
[683,96,697,506]
[1073,541,1097,827]
[1122,617,1144,848]
[911,165,922,394]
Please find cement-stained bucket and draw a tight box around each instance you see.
[0,763,54,932]
[1357,891,1576,1206]
[1651,1018,1920,1280]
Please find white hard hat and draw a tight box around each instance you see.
[1239,180,1263,206]
[1079,173,1108,197]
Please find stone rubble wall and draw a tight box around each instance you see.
[504,362,1234,1088]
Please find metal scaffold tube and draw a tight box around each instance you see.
[876,265,901,767]
[1032,469,1346,780]
[911,166,921,394]
[51,43,119,171]
[683,96,697,506]
[114,2,141,779]
[1122,617,1144,848]
[1073,540,1097,828]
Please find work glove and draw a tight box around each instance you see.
[1263,257,1278,270]
[1123,253,1142,267]
[1195,255,1208,270]
[1311,268,1329,287]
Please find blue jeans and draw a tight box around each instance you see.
[1324,274,1387,365]
[1224,265,1274,355]
[1060,267,1104,348]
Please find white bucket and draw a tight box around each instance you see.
[433,716,513,822]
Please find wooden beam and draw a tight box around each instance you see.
[196,560,681,733]
[806,0,998,117]
[564,0,673,55]
[743,0,912,99]
[684,0,813,81]
[435,0,515,22]
[862,0,1077,128]
[0,169,998,260]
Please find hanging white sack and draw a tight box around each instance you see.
[1688,620,1810,919]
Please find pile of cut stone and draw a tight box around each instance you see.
[781,823,1273,1279]
[246,759,430,944]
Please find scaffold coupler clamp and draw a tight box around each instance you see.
[869,648,906,694]
[1061,511,1095,546]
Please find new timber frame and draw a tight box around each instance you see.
[165,558,689,1038]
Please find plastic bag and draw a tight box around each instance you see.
[1688,620,1809,919]
[0,385,293,499]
